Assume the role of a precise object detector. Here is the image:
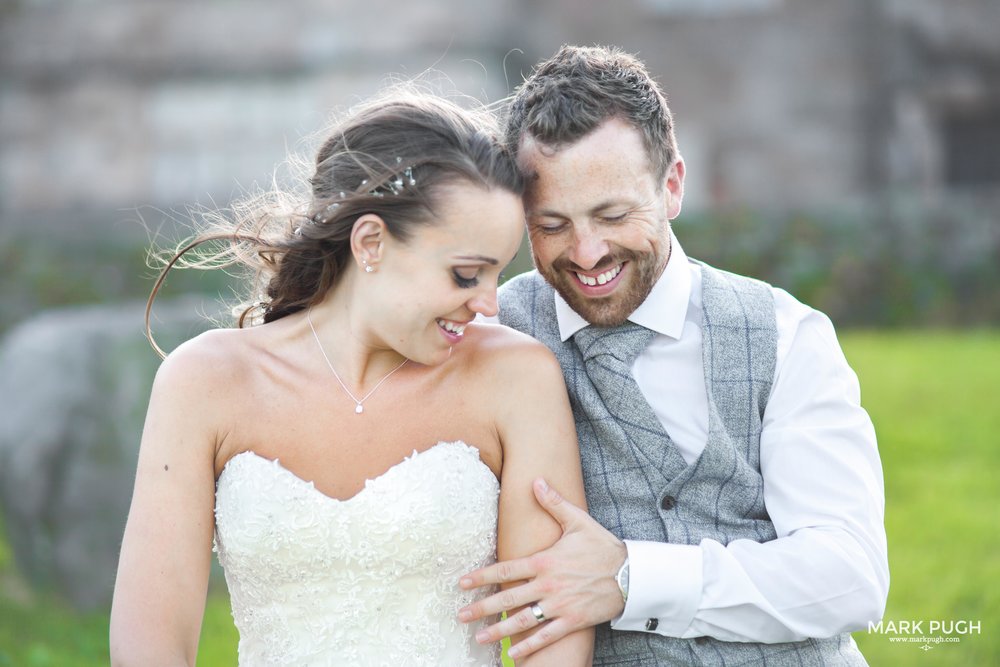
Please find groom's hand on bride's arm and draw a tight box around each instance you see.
[458,478,626,660]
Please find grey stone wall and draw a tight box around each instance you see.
[1,0,519,222]
[3,0,998,228]
[0,298,216,610]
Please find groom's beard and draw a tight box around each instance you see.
[535,246,663,328]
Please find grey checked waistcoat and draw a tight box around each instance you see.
[498,263,867,667]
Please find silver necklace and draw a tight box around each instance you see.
[307,309,408,414]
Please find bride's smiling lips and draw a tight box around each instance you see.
[436,318,469,344]
[569,262,627,297]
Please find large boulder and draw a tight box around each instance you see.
[0,298,219,610]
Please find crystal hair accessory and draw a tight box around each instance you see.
[367,158,417,198]
[311,199,342,224]
[306,161,416,228]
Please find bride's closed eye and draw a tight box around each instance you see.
[452,268,480,288]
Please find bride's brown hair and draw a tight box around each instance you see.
[146,89,523,357]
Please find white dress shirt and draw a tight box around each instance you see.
[547,234,889,642]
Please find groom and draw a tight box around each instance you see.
[459,45,888,665]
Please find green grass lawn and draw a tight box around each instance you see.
[843,330,1000,666]
[1,330,997,666]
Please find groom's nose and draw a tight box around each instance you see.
[568,222,611,271]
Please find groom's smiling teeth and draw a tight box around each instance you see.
[576,264,622,286]
[437,319,466,336]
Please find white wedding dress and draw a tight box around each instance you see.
[214,440,501,666]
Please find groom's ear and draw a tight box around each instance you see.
[351,214,387,269]
[664,158,685,220]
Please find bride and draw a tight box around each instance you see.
[109,90,594,666]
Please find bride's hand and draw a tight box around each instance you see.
[458,478,626,661]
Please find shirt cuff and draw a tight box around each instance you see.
[610,540,703,637]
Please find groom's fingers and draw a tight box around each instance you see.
[506,617,574,660]
[458,578,537,623]
[460,556,538,591]
[533,477,589,531]
[471,601,546,645]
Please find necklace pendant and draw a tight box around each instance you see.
[355,404,364,414]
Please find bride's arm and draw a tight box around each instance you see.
[487,333,595,666]
[110,334,231,667]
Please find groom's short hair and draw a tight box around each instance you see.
[504,44,679,182]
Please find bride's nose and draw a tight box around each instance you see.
[466,285,499,318]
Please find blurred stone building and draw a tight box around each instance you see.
[2,0,998,229]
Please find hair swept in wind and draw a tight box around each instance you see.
[145,83,522,358]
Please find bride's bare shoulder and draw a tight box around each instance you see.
[466,320,552,354]
[462,321,564,386]
[152,326,257,396]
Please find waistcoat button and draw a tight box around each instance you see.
[660,495,676,510]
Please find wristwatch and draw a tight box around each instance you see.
[615,557,630,603]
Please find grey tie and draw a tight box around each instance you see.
[573,321,656,418]
[573,321,688,483]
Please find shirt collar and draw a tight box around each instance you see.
[554,230,692,341]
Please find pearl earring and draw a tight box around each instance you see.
[363,260,375,273]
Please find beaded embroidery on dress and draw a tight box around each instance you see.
[214,440,501,666]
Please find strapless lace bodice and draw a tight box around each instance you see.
[214,441,501,666]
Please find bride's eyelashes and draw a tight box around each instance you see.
[452,268,480,288]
